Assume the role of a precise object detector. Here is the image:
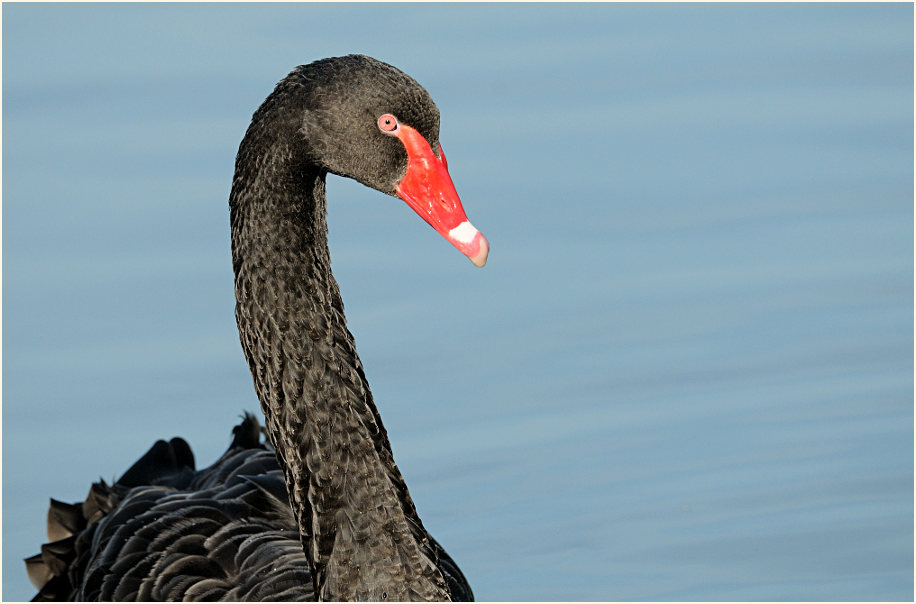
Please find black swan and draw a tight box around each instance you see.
[26,54,484,602]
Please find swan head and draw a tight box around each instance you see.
[286,55,489,267]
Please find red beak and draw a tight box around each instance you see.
[392,124,489,267]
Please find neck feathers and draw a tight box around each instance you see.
[229,139,451,600]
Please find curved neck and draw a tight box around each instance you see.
[229,134,451,601]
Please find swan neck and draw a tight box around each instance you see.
[229,145,451,600]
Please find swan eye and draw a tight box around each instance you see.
[377,114,399,134]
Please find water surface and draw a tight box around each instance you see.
[3,3,912,601]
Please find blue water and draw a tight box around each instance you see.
[3,3,912,601]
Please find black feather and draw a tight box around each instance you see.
[28,55,473,602]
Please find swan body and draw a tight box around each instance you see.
[27,55,481,602]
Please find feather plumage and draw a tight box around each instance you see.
[27,55,474,602]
